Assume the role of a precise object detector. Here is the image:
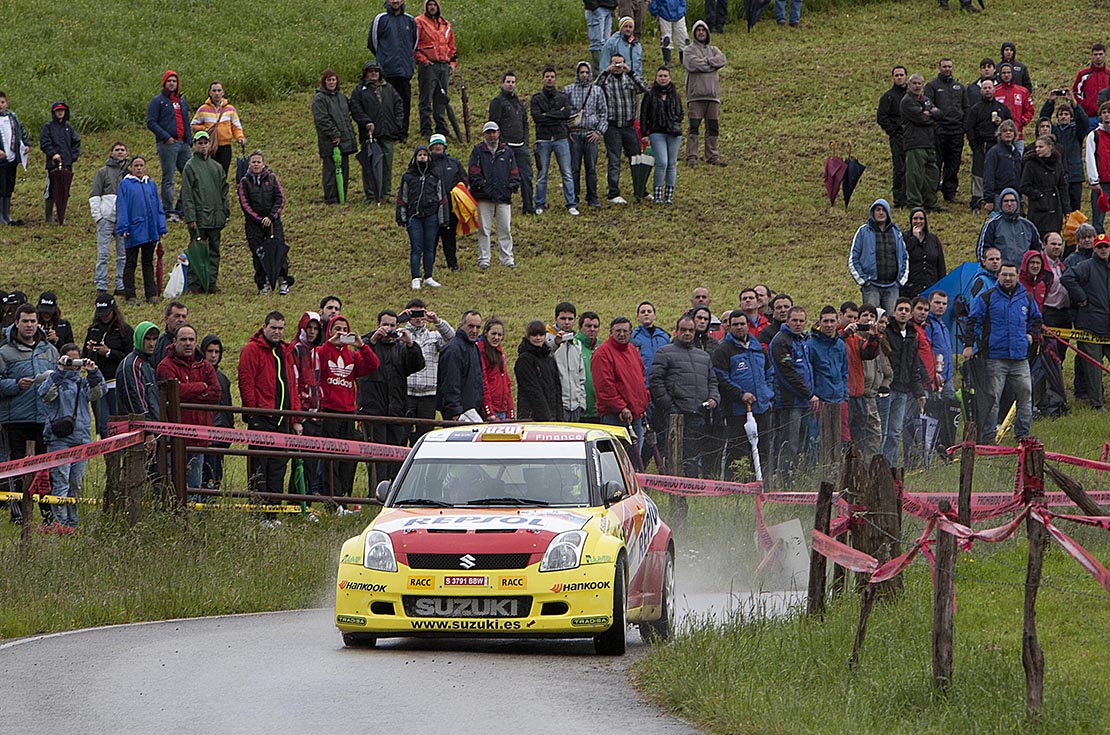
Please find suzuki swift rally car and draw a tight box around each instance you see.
[335,423,675,655]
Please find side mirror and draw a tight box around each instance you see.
[603,480,624,507]
[375,480,391,504]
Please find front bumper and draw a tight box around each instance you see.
[335,561,616,638]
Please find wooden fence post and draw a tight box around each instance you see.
[849,583,877,669]
[806,480,834,617]
[1045,464,1107,517]
[958,421,977,526]
[933,499,956,692]
[161,379,187,510]
[667,413,687,529]
[835,445,866,597]
[1022,438,1046,722]
[868,455,903,598]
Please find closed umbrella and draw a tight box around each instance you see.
[631,146,655,201]
[745,0,772,30]
[459,73,472,143]
[332,147,345,205]
[258,224,290,290]
[155,241,165,294]
[823,141,847,206]
[841,142,866,209]
[744,409,763,482]
[355,137,384,202]
[185,232,211,293]
[235,144,249,186]
[436,83,465,145]
[48,165,74,224]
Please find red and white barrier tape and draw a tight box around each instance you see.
[1031,507,1110,594]
[0,431,145,480]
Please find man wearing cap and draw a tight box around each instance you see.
[429,133,467,271]
[350,61,406,203]
[90,142,129,294]
[181,130,229,294]
[36,292,74,348]
[146,71,191,222]
[601,16,644,78]
[488,72,534,215]
[468,122,520,269]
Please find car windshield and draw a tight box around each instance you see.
[391,459,591,507]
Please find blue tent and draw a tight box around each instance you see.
[921,261,986,343]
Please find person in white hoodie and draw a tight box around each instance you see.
[89,142,129,294]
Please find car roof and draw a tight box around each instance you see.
[422,422,631,444]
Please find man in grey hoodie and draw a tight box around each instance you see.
[89,142,129,294]
[975,187,1041,264]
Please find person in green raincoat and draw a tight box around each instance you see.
[181,130,229,293]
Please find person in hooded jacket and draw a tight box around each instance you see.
[291,310,325,491]
[200,334,233,489]
[38,342,105,531]
[147,71,191,220]
[368,0,419,140]
[982,119,1023,212]
[712,311,773,482]
[564,61,609,210]
[640,66,684,205]
[997,42,1033,93]
[397,145,446,290]
[1037,93,1088,218]
[39,101,81,224]
[116,156,166,305]
[316,315,380,497]
[902,207,946,298]
[1021,134,1071,237]
[89,142,129,293]
[157,324,221,491]
[428,134,466,270]
[359,310,424,480]
[312,69,358,205]
[350,61,407,203]
[515,320,563,421]
[0,91,30,226]
[181,131,229,294]
[976,188,1041,264]
[189,81,247,176]
[1018,250,1052,310]
[82,293,133,437]
[239,150,293,295]
[479,318,514,420]
[683,21,726,167]
[115,321,160,421]
[849,199,908,314]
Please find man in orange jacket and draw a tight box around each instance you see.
[414,0,458,138]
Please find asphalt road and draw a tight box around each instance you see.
[0,586,801,734]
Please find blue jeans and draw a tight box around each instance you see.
[535,139,576,209]
[569,132,600,206]
[407,214,439,279]
[881,390,914,466]
[47,442,86,528]
[1090,182,1110,234]
[95,218,126,291]
[585,8,612,53]
[860,283,899,314]
[187,454,203,492]
[156,139,191,216]
[774,0,802,23]
[649,133,681,188]
[983,358,1032,440]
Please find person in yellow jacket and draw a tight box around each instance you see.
[190,81,246,176]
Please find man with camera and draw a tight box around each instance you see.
[597,53,647,204]
[402,299,454,441]
[358,310,424,480]
[0,304,59,525]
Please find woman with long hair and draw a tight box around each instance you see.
[1020,134,1070,237]
[239,150,293,295]
[515,320,562,421]
[115,156,166,305]
[901,207,947,298]
[479,318,514,420]
[639,66,684,204]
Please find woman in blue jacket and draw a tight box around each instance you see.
[116,156,167,305]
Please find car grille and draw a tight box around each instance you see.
[406,553,533,570]
[403,595,533,618]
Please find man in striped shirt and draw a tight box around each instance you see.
[403,298,455,442]
[596,53,647,204]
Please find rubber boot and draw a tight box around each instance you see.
[653,185,663,203]
[685,133,700,165]
[706,135,728,166]
[664,185,675,204]
[44,199,54,224]
[662,47,672,66]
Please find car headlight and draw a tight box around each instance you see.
[363,530,398,572]
[540,530,587,572]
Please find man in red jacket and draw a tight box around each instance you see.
[995,62,1033,155]
[1073,43,1108,122]
[414,0,458,138]
[239,310,303,495]
[156,323,220,492]
[316,315,379,498]
[590,316,650,466]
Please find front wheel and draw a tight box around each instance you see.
[342,633,378,648]
[594,560,627,656]
[639,550,675,643]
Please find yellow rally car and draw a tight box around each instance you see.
[335,423,675,655]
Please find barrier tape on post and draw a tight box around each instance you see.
[870,519,937,583]
[636,473,763,496]
[0,431,145,481]
[1031,508,1110,594]
[113,421,410,461]
[1044,510,1110,530]
[811,529,879,574]
[0,491,102,506]
[187,503,313,514]
[1044,326,1110,350]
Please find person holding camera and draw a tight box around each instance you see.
[38,343,106,532]
[1,304,60,525]
[82,293,133,437]
[597,53,647,204]
[358,310,424,480]
[316,315,379,498]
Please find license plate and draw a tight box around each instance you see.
[403,596,532,618]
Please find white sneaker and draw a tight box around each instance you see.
[607,196,627,204]
[411,278,422,290]
[535,207,545,215]
[336,506,356,516]
[423,277,442,288]
[568,207,580,216]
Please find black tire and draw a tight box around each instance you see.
[639,549,675,643]
[594,560,627,656]
[342,633,378,648]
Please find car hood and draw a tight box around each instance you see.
[373,507,595,535]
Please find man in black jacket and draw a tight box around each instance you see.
[901,73,944,212]
[1060,235,1110,410]
[964,79,1011,214]
[350,61,406,202]
[429,134,467,271]
[360,310,425,479]
[925,58,965,204]
[530,66,579,216]
[876,66,908,209]
[488,72,534,214]
[437,310,484,420]
[880,298,927,467]
[468,123,520,269]
[648,314,719,478]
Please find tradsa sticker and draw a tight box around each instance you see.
[337,615,367,626]
[375,509,590,534]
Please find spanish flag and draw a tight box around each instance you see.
[451,182,480,237]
